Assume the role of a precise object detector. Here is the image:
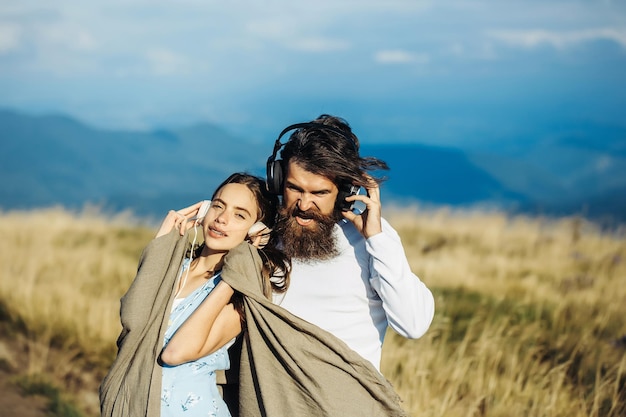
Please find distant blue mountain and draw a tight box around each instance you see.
[465,122,626,222]
[1,108,624,222]
[0,109,267,218]
[361,144,527,207]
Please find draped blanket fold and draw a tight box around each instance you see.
[100,231,408,417]
[100,230,186,417]
[221,242,409,417]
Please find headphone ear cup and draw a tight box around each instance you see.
[247,222,271,248]
[337,184,359,211]
[266,158,283,195]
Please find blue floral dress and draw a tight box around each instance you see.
[161,260,233,417]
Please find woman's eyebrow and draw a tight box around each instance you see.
[213,198,253,217]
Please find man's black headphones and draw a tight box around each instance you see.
[266,122,361,211]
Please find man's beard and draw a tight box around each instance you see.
[275,204,341,262]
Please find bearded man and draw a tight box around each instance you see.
[268,114,435,370]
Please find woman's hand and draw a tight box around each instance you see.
[155,201,206,238]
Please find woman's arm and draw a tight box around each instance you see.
[160,281,242,365]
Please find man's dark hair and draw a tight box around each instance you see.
[279,114,389,188]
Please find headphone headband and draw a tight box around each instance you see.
[271,122,357,158]
[266,121,358,195]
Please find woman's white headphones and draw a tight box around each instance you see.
[247,221,270,248]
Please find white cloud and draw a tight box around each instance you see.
[36,24,97,52]
[595,155,613,173]
[288,37,350,53]
[0,22,21,54]
[487,28,626,50]
[374,49,429,64]
[145,48,190,76]
[246,15,351,53]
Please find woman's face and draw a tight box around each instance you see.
[202,183,259,252]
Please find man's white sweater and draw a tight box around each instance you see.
[274,218,435,370]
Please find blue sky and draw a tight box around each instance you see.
[1,0,625,146]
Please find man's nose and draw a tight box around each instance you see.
[297,194,314,211]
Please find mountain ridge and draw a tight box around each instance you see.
[1,108,624,223]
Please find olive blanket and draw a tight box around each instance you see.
[100,230,408,417]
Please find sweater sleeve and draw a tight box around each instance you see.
[367,218,435,339]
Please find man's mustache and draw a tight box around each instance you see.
[292,207,324,221]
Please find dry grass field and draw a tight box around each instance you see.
[0,206,625,416]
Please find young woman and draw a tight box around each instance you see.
[100,173,290,417]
